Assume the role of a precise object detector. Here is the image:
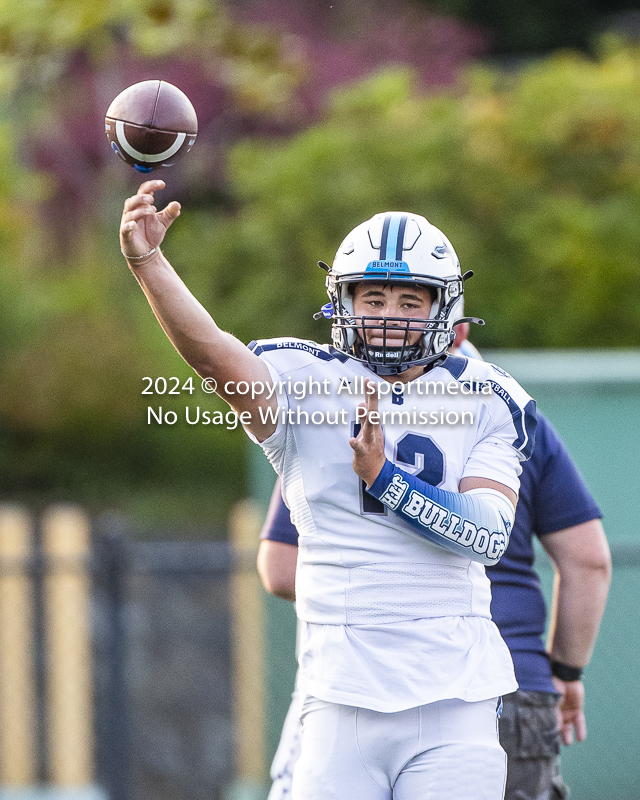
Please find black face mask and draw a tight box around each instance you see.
[352,316,431,375]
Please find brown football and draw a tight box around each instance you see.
[105,80,198,172]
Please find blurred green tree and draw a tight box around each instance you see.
[190,38,640,355]
[0,0,306,524]
[3,17,640,522]
[0,0,487,523]
[0,0,302,108]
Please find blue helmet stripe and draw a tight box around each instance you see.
[379,213,409,261]
[384,215,401,261]
[384,215,400,260]
[395,214,408,260]
[379,215,391,261]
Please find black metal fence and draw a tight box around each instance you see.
[92,520,236,800]
[0,506,237,800]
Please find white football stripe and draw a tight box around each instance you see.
[115,120,186,162]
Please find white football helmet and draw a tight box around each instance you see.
[321,212,469,374]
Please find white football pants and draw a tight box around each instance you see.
[291,694,506,800]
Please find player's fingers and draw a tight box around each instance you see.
[120,211,154,237]
[357,381,379,436]
[122,205,157,223]
[157,201,181,229]
[350,406,368,450]
[138,179,165,196]
[361,417,381,441]
[361,408,382,444]
[123,194,156,213]
[364,379,379,414]
[120,216,149,245]
[119,219,142,246]
[354,402,372,437]
[120,219,135,238]
[349,438,370,460]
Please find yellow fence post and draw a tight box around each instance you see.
[42,504,94,788]
[0,505,37,786]
[227,499,268,800]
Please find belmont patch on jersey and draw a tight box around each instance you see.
[249,339,335,362]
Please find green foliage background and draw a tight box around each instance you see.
[0,0,301,108]
[200,41,640,353]
[2,22,640,523]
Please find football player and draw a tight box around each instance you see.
[259,328,611,800]
[120,181,538,799]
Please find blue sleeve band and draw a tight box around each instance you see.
[367,460,511,565]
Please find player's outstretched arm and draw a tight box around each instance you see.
[350,382,517,566]
[120,180,276,441]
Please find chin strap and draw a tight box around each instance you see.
[368,362,412,376]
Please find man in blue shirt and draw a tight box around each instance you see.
[257,330,611,800]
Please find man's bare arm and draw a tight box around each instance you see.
[120,180,277,441]
[542,519,611,744]
[544,519,611,666]
[257,540,297,601]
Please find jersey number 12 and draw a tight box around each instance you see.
[352,427,445,515]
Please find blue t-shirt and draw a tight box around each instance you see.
[486,412,601,691]
[260,412,601,693]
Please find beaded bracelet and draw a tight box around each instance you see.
[122,247,157,260]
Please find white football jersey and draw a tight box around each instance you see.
[246,337,535,710]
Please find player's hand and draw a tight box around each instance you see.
[349,379,386,487]
[552,676,587,745]
[120,180,181,260]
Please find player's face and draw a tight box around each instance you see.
[352,283,433,348]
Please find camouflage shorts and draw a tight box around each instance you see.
[499,691,569,800]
